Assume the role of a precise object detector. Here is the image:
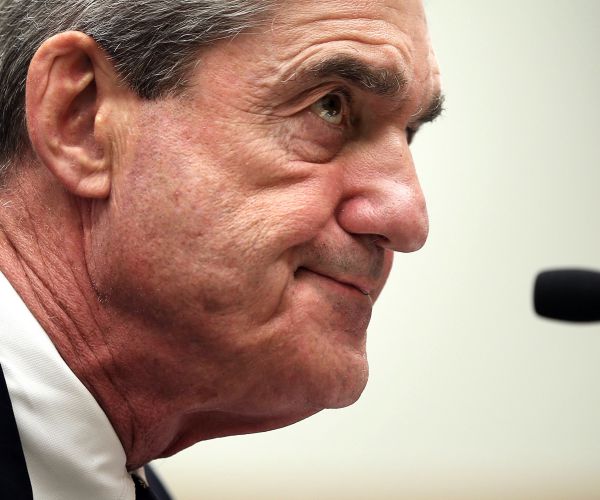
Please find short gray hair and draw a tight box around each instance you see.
[0,0,275,176]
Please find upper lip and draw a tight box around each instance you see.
[299,267,374,296]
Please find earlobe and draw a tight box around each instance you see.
[25,31,123,199]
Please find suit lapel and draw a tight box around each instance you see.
[0,363,33,500]
[132,472,159,500]
[132,467,173,500]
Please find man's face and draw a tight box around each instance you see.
[90,0,440,423]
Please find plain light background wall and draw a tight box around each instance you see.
[154,1,600,498]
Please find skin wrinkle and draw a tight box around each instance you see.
[17,203,67,326]
[1,183,144,461]
[74,209,143,457]
[0,0,441,469]
[274,12,416,60]
[301,238,384,283]
[7,237,81,363]
[33,227,143,457]
[269,50,440,154]
[252,10,417,98]
[285,55,442,141]
[275,41,411,94]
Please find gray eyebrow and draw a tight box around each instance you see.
[284,54,445,126]
[307,55,409,98]
[415,92,445,125]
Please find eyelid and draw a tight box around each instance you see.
[330,86,353,106]
[311,86,353,127]
[331,87,353,114]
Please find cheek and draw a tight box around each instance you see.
[93,99,347,324]
[370,251,394,302]
[281,114,346,164]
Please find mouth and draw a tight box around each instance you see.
[295,267,372,297]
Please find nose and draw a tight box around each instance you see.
[336,131,429,253]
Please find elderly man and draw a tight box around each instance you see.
[0,0,442,498]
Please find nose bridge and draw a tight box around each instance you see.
[337,129,429,253]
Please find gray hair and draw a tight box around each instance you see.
[0,0,275,176]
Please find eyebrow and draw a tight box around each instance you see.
[290,55,445,123]
[415,92,445,125]
[308,55,408,98]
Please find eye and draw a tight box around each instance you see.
[310,92,347,126]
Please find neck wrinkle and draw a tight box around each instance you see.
[0,172,148,467]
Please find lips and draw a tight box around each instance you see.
[296,266,373,296]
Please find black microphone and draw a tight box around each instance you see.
[534,269,600,322]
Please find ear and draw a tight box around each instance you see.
[25,31,131,198]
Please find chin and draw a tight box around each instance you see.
[324,368,369,409]
[300,350,370,411]
[246,345,370,418]
[283,321,371,412]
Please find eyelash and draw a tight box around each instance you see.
[310,87,353,128]
[308,88,418,145]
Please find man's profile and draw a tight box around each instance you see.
[0,0,442,498]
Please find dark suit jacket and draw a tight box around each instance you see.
[0,363,172,500]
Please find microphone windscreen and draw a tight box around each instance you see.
[534,269,600,322]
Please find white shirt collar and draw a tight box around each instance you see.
[0,272,135,500]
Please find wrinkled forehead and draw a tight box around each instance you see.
[270,0,430,48]
[275,0,428,27]
[267,0,439,96]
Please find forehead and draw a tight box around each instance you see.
[268,0,438,91]
[178,0,441,133]
[272,0,428,43]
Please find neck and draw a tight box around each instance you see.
[0,165,167,468]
